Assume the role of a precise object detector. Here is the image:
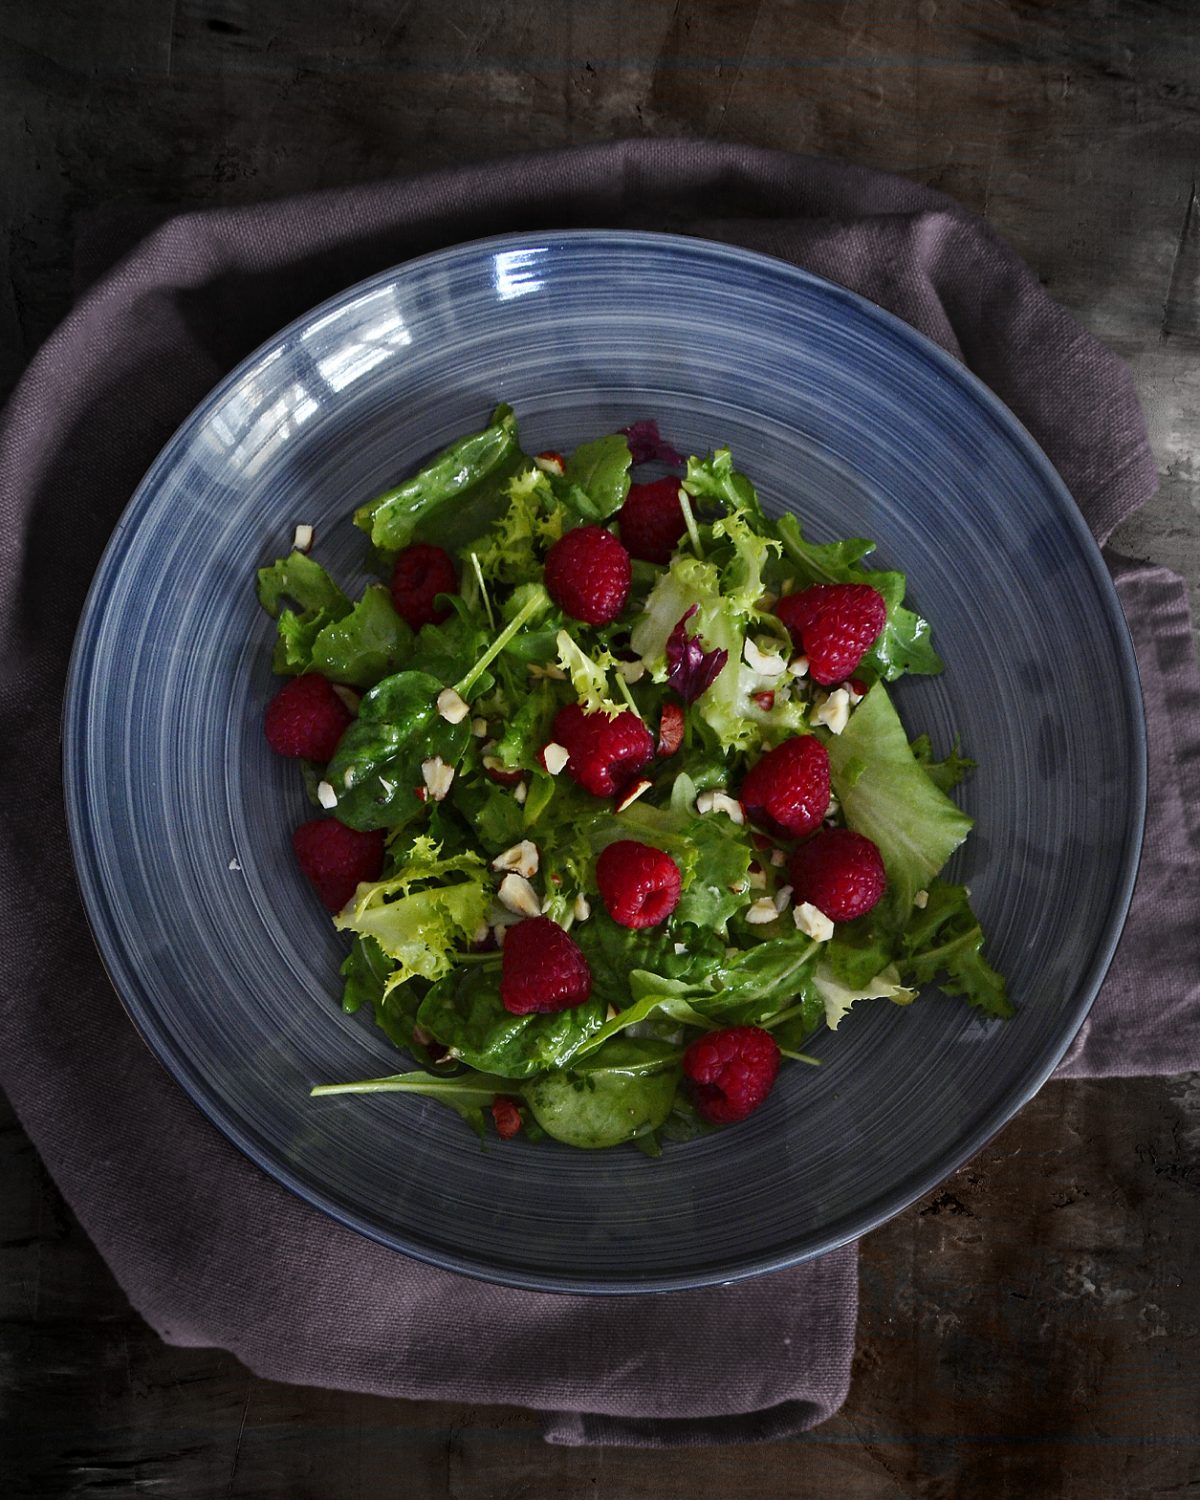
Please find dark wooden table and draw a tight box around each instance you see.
[3,4,1198,1496]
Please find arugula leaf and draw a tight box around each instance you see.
[405,610,490,687]
[774,514,942,680]
[707,934,822,1019]
[354,404,526,555]
[910,734,976,794]
[257,552,352,675]
[523,1037,680,1148]
[448,772,527,853]
[825,920,898,990]
[562,433,632,521]
[311,1066,513,1137]
[416,966,605,1079]
[826,683,973,915]
[491,687,563,771]
[572,977,719,1055]
[309,585,413,688]
[899,881,1013,1019]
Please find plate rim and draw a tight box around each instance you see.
[62,228,1148,1293]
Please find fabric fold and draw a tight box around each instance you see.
[1,140,1196,1448]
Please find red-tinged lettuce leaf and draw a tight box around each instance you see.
[622,419,684,468]
[666,605,729,704]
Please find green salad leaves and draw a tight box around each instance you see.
[260,411,1010,1153]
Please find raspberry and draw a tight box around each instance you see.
[775,583,887,686]
[683,1026,780,1124]
[789,827,887,922]
[618,477,687,564]
[292,819,385,912]
[543,526,631,625]
[264,673,352,761]
[500,916,593,1015]
[491,1096,523,1139]
[550,703,654,798]
[740,736,830,839]
[596,840,682,928]
[390,543,457,629]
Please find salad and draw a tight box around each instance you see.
[257,407,1010,1153]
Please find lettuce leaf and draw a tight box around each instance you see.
[555,630,625,719]
[813,960,916,1031]
[333,839,490,988]
[309,585,413,688]
[469,466,563,588]
[826,683,973,915]
[630,554,750,751]
[256,551,352,676]
[681,447,765,521]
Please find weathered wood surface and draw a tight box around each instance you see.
[3,2,1198,1496]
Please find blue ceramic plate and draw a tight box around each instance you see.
[64,232,1144,1293]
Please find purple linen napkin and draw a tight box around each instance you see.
[0,141,1197,1449]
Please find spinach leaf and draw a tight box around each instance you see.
[561,433,632,521]
[326,671,467,830]
[354,404,527,555]
[326,590,548,830]
[416,966,605,1080]
[571,911,725,1011]
[339,933,391,1015]
[524,1037,680,1149]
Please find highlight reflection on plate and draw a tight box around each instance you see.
[63,232,1144,1293]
